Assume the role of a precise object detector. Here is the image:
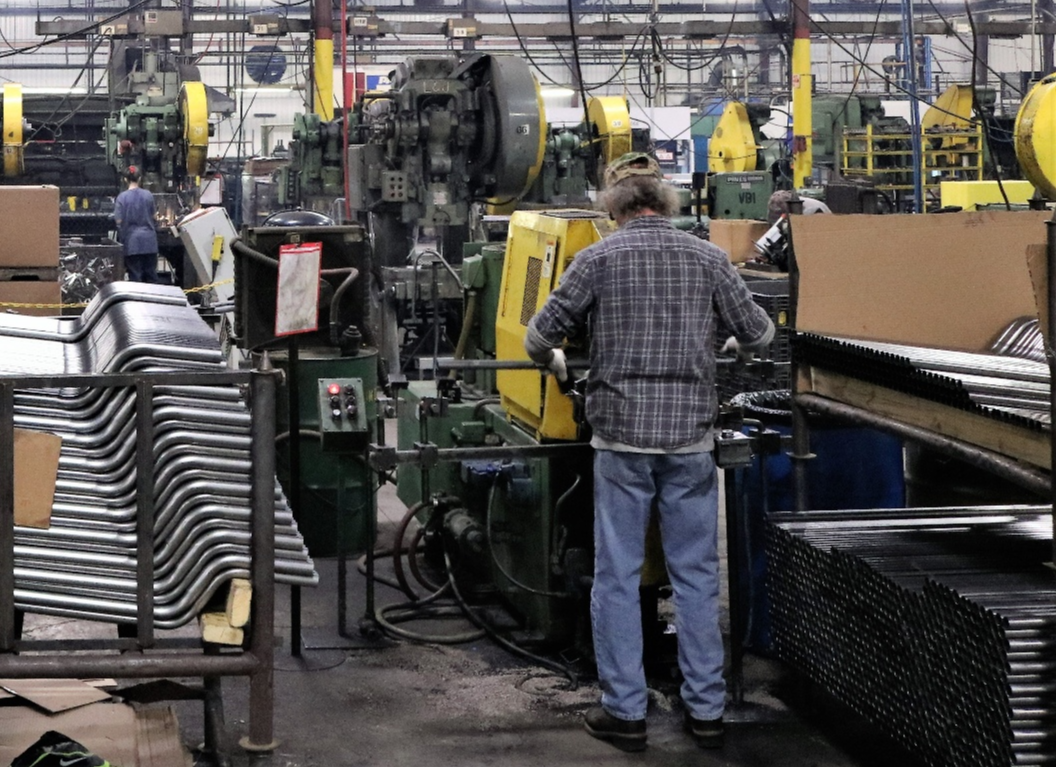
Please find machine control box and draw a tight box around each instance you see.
[317,377,369,452]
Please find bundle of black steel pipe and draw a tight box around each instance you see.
[767,506,1055,767]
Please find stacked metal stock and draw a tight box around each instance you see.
[796,333,1052,428]
[767,507,1055,767]
[2,283,317,628]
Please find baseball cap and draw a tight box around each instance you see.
[604,152,663,188]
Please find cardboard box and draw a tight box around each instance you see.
[0,280,62,316]
[789,210,1049,352]
[0,185,60,268]
[789,210,1052,467]
[709,219,770,263]
[0,701,192,767]
[14,428,61,529]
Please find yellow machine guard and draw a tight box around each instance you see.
[708,102,759,174]
[495,210,610,441]
[1014,73,1056,201]
[180,81,210,178]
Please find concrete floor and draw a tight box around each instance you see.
[166,477,925,767]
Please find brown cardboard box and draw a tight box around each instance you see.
[0,185,60,268]
[14,428,62,529]
[709,219,770,263]
[0,701,193,767]
[790,210,1052,468]
[0,280,62,316]
[789,210,1049,352]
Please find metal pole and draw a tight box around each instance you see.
[723,466,746,705]
[0,652,258,678]
[795,393,1054,497]
[901,0,923,213]
[287,339,302,658]
[0,383,14,652]
[243,368,279,753]
[791,0,813,187]
[135,379,155,649]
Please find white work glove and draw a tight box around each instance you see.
[546,348,569,382]
[721,336,756,362]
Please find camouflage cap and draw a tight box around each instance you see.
[603,151,663,188]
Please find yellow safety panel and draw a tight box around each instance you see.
[939,180,1037,210]
[1014,73,1056,201]
[2,83,24,177]
[495,210,610,441]
[180,81,210,178]
[708,102,758,174]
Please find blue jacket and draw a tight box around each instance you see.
[114,186,159,256]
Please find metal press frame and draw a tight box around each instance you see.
[0,367,280,755]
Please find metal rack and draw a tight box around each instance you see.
[0,367,280,756]
[841,124,984,200]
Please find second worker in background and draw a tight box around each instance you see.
[114,165,161,284]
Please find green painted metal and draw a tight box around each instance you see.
[395,381,593,646]
[273,348,378,557]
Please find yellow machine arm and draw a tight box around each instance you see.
[180,81,210,178]
[1014,73,1056,201]
[2,83,24,177]
[921,84,975,149]
[708,102,759,174]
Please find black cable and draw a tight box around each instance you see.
[922,0,1025,97]
[443,544,578,688]
[565,0,591,128]
[963,0,1012,210]
[502,0,564,86]
[804,15,1005,129]
[0,0,156,60]
[831,0,888,131]
[485,478,571,600]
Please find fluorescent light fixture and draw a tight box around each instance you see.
[541,87,575,98]
[19,86,88,95]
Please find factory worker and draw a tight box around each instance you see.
[114,166,161,283]
[524,152,774,753]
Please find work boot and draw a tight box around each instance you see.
[684,710,724,748]
[583,706,648,752]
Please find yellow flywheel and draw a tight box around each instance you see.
[588,96,633,166]
[1014,73,1056,201]
[2,83,24,177]
[180,81,210,178]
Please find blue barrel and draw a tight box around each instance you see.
[729,390,905,650]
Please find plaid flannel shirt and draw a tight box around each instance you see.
[526,215,774,451]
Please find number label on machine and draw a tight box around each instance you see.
[317,377,369,451]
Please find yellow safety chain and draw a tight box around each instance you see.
[0,278,235,312]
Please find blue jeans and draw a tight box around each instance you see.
[591,449,725,721]
[125,252,159,283]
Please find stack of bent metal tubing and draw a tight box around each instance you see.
[2,283,317,629]
[767,506,1055,767]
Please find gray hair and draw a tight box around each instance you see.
[598,176,681,220]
